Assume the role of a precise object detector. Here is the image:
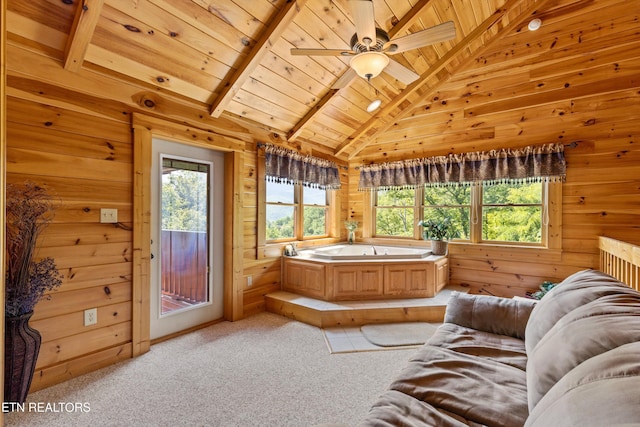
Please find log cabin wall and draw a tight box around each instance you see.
[349,0,640,297]
[6,95,136,391]
[3,0,640,393]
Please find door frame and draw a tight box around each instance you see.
[132,114,245,357]
[150,141,224,339]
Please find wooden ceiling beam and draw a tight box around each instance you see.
[387,0,437,39]
[287,88,338,141]
[336,0,553,159]
[209,0,308,118]
[64,0,105,72]
[287,0,435,143]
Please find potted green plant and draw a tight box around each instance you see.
[418,217,455,255]
[5,182,63,404]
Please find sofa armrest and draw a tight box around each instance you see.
[444,292,537,339]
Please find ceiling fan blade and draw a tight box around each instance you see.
[384,21,456,54]
[290,48,354,56]
[350,0,376,45]
[331,68,357,89]
[384,59,419,85]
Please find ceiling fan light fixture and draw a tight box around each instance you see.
[350,51,390,81]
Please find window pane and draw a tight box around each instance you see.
[375,189,415,237]
[483,206,542,243]
[483,182,542,204]
[424,186,471,205]
[303,206,326,237]
[303,187,326,206]
[376,207,414,237]
[162,168,209,232]
[377,188,414,206]
[423,208,471,240]
[266,205,295,240]
[423,186,471,240]
[266,180,294,203]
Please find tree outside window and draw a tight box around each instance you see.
[373,182,547,245]
[374,189,415,237]
[265,181,329,242]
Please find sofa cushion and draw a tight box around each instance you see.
[359,390,477,427]
[525,341,640,427]
[388,344,528,427]
[428,323,528,371]
[525,269,634,353]
[526,292,640,410]
[444,291,537,340]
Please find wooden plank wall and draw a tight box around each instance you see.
[6,95,134,391]
[1,0,7,418]
[349,0,640,297]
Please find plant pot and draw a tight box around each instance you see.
[5,311,41,404]
[430,240,448,256]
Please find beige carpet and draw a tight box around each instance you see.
[6,312,416,427]
[361,322,440,347]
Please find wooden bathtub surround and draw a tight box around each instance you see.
[282,255,449,301]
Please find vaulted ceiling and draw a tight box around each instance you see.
[6,0,638,161]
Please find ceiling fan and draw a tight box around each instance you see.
[290,0,456,87]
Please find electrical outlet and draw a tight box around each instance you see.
[247,276,252,287]
[84,308,97,326]
[100,208,118,223]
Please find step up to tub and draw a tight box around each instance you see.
[265,285,469,328]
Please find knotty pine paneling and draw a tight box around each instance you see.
[4,0,639,393]
[6,95,135,392]
[349,10,640,297]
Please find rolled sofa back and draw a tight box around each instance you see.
[524,269,640,425]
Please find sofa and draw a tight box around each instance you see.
[360,269,640,426]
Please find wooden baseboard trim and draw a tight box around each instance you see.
[30,342,133,393]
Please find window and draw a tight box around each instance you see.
[480,182,543,243]
[372,182,557,246]
[265,181,329,242]
[265,181,295,240]
[422,186,471,240]
[374,189,415,237]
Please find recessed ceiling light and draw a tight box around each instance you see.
[528,18,542,31]
[367,99,382,112]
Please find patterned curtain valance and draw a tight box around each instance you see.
[262,144,341,190]
[358,143,566,191]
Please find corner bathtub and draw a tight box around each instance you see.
[308,244,430,260]
[283,244,449,301]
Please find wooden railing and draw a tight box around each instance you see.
[599,236,640,292]
[161,230,208,303]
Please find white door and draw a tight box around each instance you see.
[150,138,224,340]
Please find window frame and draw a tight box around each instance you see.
[368,182,561,250]
[257,151,340,258]
[372,188,418,239]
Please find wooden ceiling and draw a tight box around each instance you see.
[6,0,639,161]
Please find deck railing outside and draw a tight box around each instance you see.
[161,230,208,303]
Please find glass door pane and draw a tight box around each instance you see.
[160,157,210,316]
